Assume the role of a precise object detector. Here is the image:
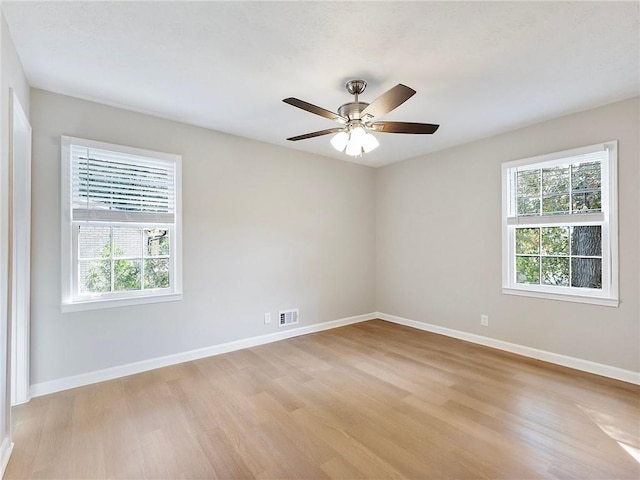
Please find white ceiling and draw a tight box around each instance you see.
[3,1,639,167]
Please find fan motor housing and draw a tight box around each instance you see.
[338,102,369,121]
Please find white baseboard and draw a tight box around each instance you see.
[0,437,13,479]
[29,311,639,398]
[377,312,640,385]
[30,313,376,398]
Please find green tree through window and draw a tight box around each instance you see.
[502,141,617,306]
[84,229,170,293]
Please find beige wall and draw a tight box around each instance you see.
[376,97,640,372]
[29,88,640,387]
[1,8,30,466]
[30,89,376,385]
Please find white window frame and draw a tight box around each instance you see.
[501,141,618,307]
[61,136,183,312]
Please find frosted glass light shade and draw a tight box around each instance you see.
[345,140,362,156]
[350,127,366,144]
[344,127,364,156]
[330,131,349,152]
[362,133,379,153]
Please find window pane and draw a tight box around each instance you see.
[114,259,142,291]
[517,196,540,216]
[571,226,602,257]
[518,197,540,215]
[542,194,569,215]
[542,166,569,195]
[541,257,569,286]
[516,170,540,216]
[78,226,111,259]
[541,227,569,256]
[572,161,600,191]
[516,256,540,284]
[572,191,601,213]
[517,170,540,197]
[515,228,539,254]
[571,258,602,289]
[79,260,111,293]
[113,227,143,258]
[145,228,170,257]
[145,259,170,289]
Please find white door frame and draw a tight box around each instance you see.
[10,90,31,405]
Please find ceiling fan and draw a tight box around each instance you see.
[283,79,439,157]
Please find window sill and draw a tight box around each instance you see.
[502,287,618,307]
[61,292,183,313]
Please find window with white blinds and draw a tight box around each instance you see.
[61,136,182,311]
[501,141,618,307]
[71,145,176,223]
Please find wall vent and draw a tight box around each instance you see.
[279,309,299,327]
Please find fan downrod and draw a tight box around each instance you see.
[340,80,369,120]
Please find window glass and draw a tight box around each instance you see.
[502,142,617,306]
[62,136,181,310]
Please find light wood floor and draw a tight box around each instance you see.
[6,320,640,479]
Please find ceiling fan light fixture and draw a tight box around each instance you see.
[344,127,379,156]
[330,131,349,152]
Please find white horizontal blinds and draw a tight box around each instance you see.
[71,145,175,223]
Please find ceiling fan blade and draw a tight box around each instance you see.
[286,128,344,141]
[360,84,416,120]
[371,121,440,134]
[283,98,348,124]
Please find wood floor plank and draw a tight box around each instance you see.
[6,320,640,479]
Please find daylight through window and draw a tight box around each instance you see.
[61,136,182,311]
[502,141,618,306]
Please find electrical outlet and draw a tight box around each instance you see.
[480,314,489,327]
[264,313,271,324]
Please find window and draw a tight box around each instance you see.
[61,136,182,311]
[502,141,618,307]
